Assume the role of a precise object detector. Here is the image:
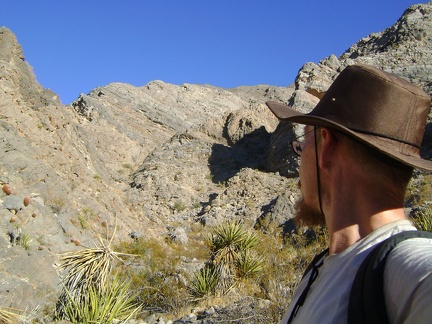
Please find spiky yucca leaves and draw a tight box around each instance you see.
[236,249,264,278]
[56,245,116,315]
[210,221,259,254]
[209,221,259,267]
[189,264,221,298]
[60,273,140,324]
[202,221,263,293]
[55,234,140,323]
[0,307,27,324]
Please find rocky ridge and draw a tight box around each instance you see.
[0,2,432,322]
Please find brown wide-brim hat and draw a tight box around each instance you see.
[266,64,432,171]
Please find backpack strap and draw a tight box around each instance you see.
[286,248,329,324]
[301,247,330,280]
[348,230,432,324]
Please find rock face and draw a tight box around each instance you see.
[1,2,432,321]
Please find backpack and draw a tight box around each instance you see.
[348,230,432,324]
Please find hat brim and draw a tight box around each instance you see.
[266,101,432,171]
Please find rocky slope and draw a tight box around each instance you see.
[1,2,432,322]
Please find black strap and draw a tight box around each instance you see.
[348,230,432,324]
[287,248,329,323]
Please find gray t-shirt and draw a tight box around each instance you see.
[281,219,432,323]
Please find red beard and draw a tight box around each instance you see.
[294,196,326,227]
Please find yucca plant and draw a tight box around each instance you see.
[209,221,259,265]
[56,245,116,313]
[55,229,141,323]
[60,274,140,324]
[236,249,264,279]
[201,221,263,293]
[189,264,221,298]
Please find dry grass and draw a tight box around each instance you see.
[115,237,192,318]
[114,222,328,322]
[17,232,32,250]
[0,307,27,324]
[255,226,328,320]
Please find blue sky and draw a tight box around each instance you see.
[1,1,426,104]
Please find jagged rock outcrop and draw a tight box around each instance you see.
[267,2,432,174]
[1,2,432,321]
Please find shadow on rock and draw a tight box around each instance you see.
[208,126,271,183]
[266,121,301,178]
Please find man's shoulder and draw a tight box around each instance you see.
[387,232,432,274]
[383,232,432,323]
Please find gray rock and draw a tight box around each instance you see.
[2,195,25,212]
[167,227,188,245]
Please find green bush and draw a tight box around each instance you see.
[210,221,259,251]
[236,250,264,279]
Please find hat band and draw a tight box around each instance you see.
[350,128,420,149]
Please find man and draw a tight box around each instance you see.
[266,64,432,323]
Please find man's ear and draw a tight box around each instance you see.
[317,128,338,170]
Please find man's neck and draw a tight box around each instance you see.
[324,191,407,255]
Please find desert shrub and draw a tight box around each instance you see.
[236,249,264,278]
[209,221,260,254]
[173,201,186,212]
[188,221,328,322]
[254,225,328,322]
[115,238,191,317]
[406,174,432,207]
[77,207,95,229]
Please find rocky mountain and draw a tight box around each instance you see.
[1,1,432,322]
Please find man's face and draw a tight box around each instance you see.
[295,126,325,226]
